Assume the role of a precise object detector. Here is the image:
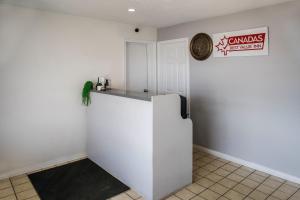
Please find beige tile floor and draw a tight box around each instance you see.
[0,174,39,200]
[1,147,300,200]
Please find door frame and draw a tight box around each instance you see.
[157,38,190,115]
[124,39,157,93]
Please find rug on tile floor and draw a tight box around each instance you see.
[28,159,129,200]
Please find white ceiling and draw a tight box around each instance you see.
[0,0,295,28]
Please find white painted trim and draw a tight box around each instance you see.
[125,39,157,44]
[157,38,191,115]
[157,38,189,44]
[194,145,300,184]
[0,153,87,180]
[124,39,157,93]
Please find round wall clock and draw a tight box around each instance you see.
[190,33,213,61]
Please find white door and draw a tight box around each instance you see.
[126,42,148,92]
[158,38,190,112]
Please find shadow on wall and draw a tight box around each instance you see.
[191,96,214,147]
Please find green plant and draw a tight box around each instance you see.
[82,81,93,106]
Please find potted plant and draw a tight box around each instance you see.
[82,81,93,106]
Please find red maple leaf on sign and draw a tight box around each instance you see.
[215,36,230,56]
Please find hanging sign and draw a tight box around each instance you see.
[213,27,269,57]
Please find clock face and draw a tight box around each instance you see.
[190,33,213,61]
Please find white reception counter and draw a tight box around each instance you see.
[87,90,193,200]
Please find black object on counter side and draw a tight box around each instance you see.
[180,95,188,119]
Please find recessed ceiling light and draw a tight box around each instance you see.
[128,8,136,12]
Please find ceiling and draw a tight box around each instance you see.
[0,0,295,28]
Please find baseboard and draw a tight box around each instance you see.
[3,146,300,185]
[0,153,87,180]
[194,144,300,184]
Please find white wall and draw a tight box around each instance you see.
[158,1,300,178]
[0,4,157,177]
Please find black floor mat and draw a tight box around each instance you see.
[28,159,129,200]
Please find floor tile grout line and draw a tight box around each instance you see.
[196,157,227,169]
[194,150,300,200]
[195,156,247,200]
[288,188,300,200]
[195,153,237,177]
[194,151,278,200]
[250,175,299,200]
[241,171,271,199]
[9,178,18,200]
[194,151,300,200]
[196,155,237,176]
[220,165,256,199]
[286,187,300,200]
[184,153,230,200]
[11,181,33,195]
[212,157,282,199]
[124,192,135,200]
[10,175,42,200]
[159,150,299,200]
[263,180,286,200]
[126,190,142,200]
[226,167,294,199]
[0,181,13,191]
[199,164,245,200]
